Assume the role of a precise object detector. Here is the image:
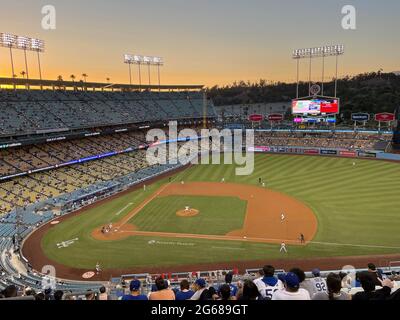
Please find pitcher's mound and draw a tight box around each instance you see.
[176,208,199,217]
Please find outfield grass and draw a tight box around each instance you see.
[41,154,400,270]
[130,195,247,235]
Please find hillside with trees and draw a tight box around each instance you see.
[207,72,400,117]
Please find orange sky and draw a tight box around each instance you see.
[0,0,399,87]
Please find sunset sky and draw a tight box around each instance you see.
[0,0,399,87]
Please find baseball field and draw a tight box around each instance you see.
[23,154,400,280]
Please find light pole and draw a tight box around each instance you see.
[124,54,163,91]
[0,33,45,89]
[292,45,344,97]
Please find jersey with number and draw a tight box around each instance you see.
[302,277,327,297]
[253,277,283,300]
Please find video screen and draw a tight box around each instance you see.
[292,99,339,115]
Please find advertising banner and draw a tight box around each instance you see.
[248,146,271,152]
[320,149,338,155]
[304,149,319,155]
[248,114,264,122]
[268,114,284,122]
[339,151,357,157]
[375,113,395,122]
[351,113,370,122]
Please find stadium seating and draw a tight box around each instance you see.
[0,90,216,136]
[254,131,391,151]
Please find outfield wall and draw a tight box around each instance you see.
[248,145,400,161]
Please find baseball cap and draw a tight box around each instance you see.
[195,278,206,288]
[312,268,321,277]
[130,279,141,291]
[284,272,300,289]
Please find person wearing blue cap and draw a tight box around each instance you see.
[121,279,148,300]
[190,278,210,300]
[272,272,311,300]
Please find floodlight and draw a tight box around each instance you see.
[143,56,152,64]
[30,38,45,52]
[0,33,16,47]
[17,36,31,49]
[292,45,344,59]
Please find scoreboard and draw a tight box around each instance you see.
[292,98,339,115]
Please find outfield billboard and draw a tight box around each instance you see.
[268,114,284,122]
[351,113,370,122]
[248,114,264,122]
[292,98,339,115]
[320,149,338,155]
[339,151,357,157]
[304,149,319,155]
[375,113,395,122]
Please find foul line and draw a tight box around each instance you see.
[119,229,400,250]
[115,203,134,216]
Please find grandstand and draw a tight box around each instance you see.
[0,79,399,301]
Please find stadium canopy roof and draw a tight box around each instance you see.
[0,77,204,91]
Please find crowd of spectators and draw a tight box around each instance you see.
[254,131,392,151]
[2,263,399,301]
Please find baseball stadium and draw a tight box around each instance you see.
[1,2,400,303]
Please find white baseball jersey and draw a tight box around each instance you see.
[253,277,284,300]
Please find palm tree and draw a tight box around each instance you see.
[106,77,110,83]
[20,71,26,79]
[57,75,63,81]
[70,74,76,82]
[82,73,88,83]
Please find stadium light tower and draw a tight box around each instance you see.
[31,38,45,88]
[292,45,344,98]
[124,54,134,85]
[0,33,45,89]
[124,54,164,90]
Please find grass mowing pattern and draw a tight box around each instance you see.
[41,154,400,269]
[130,195,247,235]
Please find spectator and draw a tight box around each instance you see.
[35,292,45,301]
[24,287,36,297]
[175,280,195,300]
[98,286,109,301]
[290,268,306,284]
[208,286,219,300]
[85,290,96,300]
[272,272,311,300]
[54,290,64,301]
[238,280,260,300]
[302,268,327,297]
[222,272,238,297]
[388,288,400,300]
[312,273,351,300]
[2,285,18,298]
[365,263,383,287]
[149,277,175,300]
[190,278,209,300]
[121,280,148,300]
[44,288,53,300]
[253,265,283,300]
[352,274,393,301]
[219,284,236,301]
